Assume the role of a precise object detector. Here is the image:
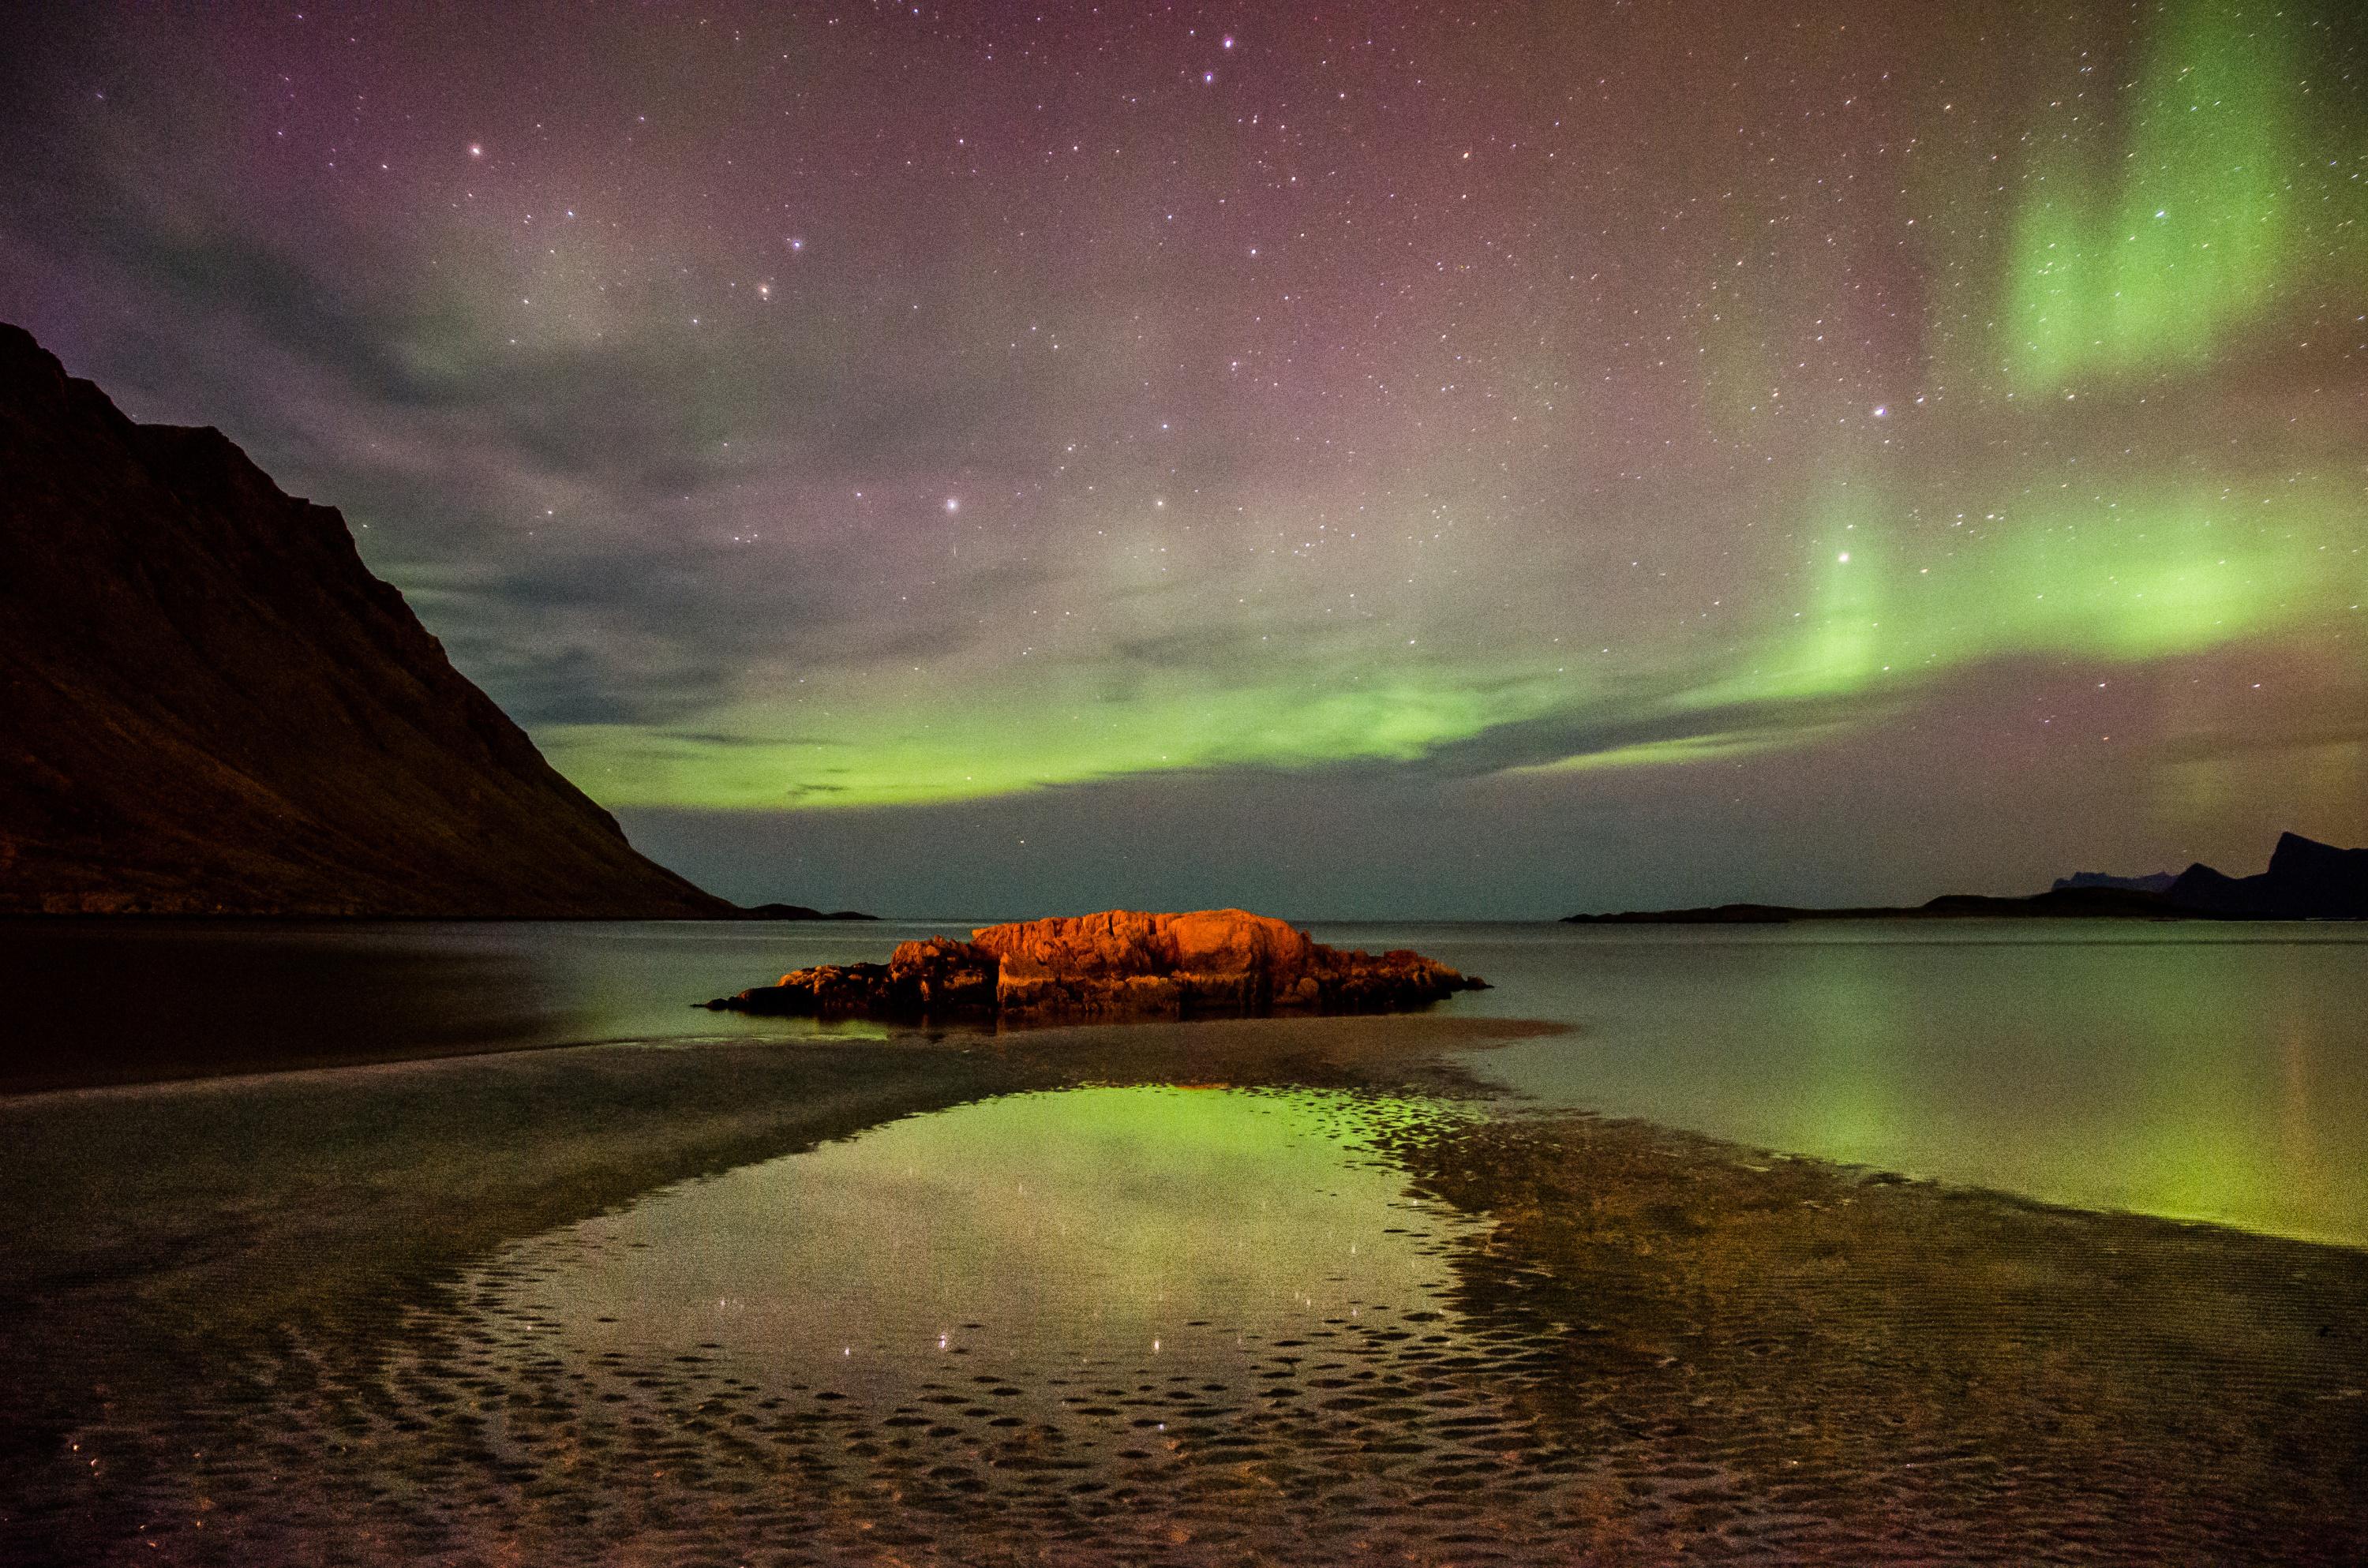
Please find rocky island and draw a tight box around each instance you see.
[703,907,1488,1022]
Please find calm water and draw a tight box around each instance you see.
[478,1085,1484,1449]
[1418,920,2368,1248]
[5,915,2362,1243]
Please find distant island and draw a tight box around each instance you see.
[741,904,880,922]
[2051,870,2178,895]
[0,323,804,919]
[706,908,1486,1021]
[1567,833,2368,924]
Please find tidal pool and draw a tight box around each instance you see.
[394,1085,1595,1562]
[518,1087,1465,1391]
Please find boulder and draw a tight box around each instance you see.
[702,908,1487,1021]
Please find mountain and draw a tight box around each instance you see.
[2052,870,2178,895]
[1564,833,2368,923]
[0,322,731,917]
[2168,833,2368,921]
[1564,887,2183,924]
[742,904,879,921]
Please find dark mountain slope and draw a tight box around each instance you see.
[0,323,729,916]
[2168,833,2368,921]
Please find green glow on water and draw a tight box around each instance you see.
[560,1085,1463,1353]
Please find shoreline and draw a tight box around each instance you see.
[8,1008,2362,1252]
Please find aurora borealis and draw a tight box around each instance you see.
[3,2,2362,915]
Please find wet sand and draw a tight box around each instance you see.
[2,1016,2363,1564]
[1391,1111,2368,1562]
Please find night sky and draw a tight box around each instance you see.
[4,2,2364,917]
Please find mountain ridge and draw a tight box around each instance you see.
[0,321,733,917]
[1565,833,2367,924]
[2167,832,2368,922]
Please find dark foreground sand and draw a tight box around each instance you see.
[2,1017,2362,1564]
[1389,1112,2368,1562]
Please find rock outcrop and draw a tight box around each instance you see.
[704,908,1488,1020]
[0,322,731,916]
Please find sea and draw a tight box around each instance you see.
[9,915,2362,1242]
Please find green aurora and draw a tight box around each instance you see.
[521,0,2366,814]
[544,474,2363,809]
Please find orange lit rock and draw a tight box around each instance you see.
[888,936,1000,1012]
[704,908,1486,1020]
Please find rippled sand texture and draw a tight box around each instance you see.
[10,1082,1585,1566]
[3,1019,2364,1566]
[1391,1113,2368,1564]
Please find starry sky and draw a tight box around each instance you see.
[4,1,2364,917]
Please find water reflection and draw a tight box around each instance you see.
[6,916,2364,1240]
[0,918,952,1090]
[1369,921,2368,1245]
[0,919,546,1090]
[386,1087,1612,1562]
[506,1087,1465,1404]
